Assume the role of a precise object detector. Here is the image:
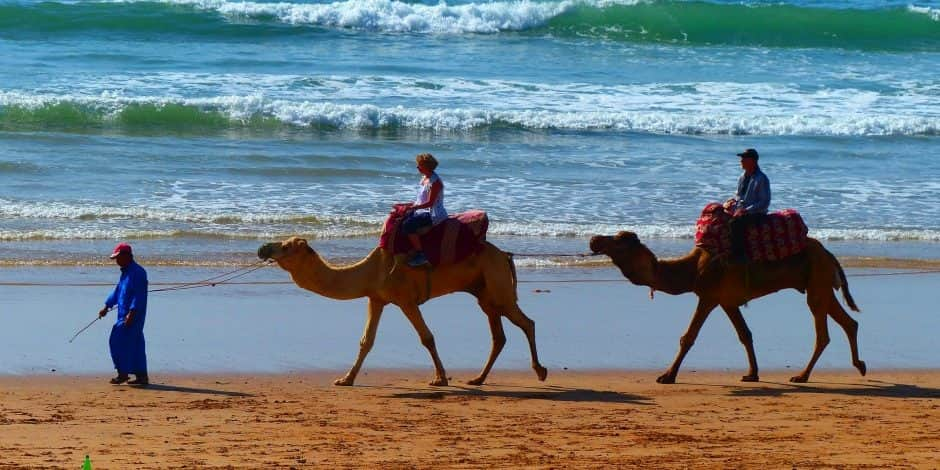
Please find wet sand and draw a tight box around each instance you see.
[1,369,939,468]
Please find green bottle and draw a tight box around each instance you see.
[82,455,92,470]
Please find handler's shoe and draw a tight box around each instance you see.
[128,374,149,386]
[109,374,129,384]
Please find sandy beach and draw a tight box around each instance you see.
[1,369,939,468]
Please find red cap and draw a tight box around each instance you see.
[109,242,133,259]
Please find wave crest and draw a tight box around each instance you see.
[2,90,938,136]
[2,0,938,50]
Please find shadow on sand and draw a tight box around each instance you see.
[728,379,940,399]
[134,383,254,397]
[385,385,652,405]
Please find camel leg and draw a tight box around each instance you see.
[721,304,759,382]
[503,303,548,382]
[467,303,506,386]
[791,296,830,383]
[400,303,448,386]
[335,298,386,386]
[828,298,866,377]
[658,299,718,384]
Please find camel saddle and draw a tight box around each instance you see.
[379,204,488,266]
[694,202,808,262]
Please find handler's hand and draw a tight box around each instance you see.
[124,311,134,327]
[733,208,746,217]
[98,307,109,318]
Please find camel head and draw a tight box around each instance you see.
[257,237,314,271]
[589,231,657,285]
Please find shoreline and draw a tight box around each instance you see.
[1,255,939,270]
[1,263,939,374]
[1,370,938,468]
[1,235,940,269]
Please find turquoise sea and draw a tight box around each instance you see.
[1,0,939,265]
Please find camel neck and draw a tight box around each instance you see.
[649,252,699,295]
[288,249,380,300]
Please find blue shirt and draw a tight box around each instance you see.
[104,261,148,325]
[735,167,771,215]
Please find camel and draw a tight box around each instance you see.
[257,237,547,387]
[589,231,865,384]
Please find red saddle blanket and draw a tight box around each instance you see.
[379,205,488,266]
[694,202,808,262]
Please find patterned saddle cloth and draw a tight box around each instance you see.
[694,202,808,262]
[379,204,489,266]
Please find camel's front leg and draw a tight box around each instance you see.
[721,304,759,382]
[400,303,448,386]
[658,299,718,384]
[335,298,385,386]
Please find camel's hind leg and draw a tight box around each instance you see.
[335,298,385,386]
[503,304,548,382]
[399,303,449,386]
[467,302,506,386]
[791,294,831,383]
[721,304,759,382]
[828,298,866,376]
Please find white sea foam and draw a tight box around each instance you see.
[3,199,939,243]
[3,77,939,136]
[158,0,584,34]
[908,5,940,21]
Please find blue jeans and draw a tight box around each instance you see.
[401,211,433,235]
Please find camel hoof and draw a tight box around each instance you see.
[535,365,548,382]
[856,361,867,376]
[741,374,760,382]
[656,373,676,384]
[466,377,485,386]
[333,377,354,386]
[789,375,808,383]
[429,378,448,387]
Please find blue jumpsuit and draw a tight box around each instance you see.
[104,261,148,375]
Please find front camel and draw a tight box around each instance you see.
[590,231,865,384]
[258,237,547,386]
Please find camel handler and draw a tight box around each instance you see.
[400,153,447,267]
[97,242,150,386]
[724,148,771,263]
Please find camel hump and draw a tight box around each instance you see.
[380,208,489,266]
[695,203,809,262]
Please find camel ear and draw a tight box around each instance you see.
[293,238,313,252]
[296,238,313,253]
[285,237,310,254]
[615,231,639,245]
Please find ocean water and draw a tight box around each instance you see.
[1,0,939,266]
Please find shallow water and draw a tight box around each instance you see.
[1,266,937,374]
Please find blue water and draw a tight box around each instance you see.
[1,0,939,265]
[3,266,938,373]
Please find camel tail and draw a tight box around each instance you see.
[507,252,518,291]
[826,248,859,312]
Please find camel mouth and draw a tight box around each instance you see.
[257,242,280,261]
[588,235,611,255]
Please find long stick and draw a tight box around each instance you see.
[68,316,101,343]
